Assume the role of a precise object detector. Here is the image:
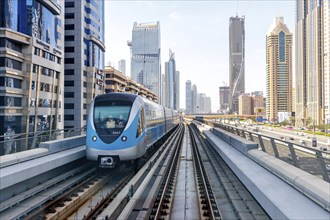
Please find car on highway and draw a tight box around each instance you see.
[299,140,306,145]
[289,137,294,140]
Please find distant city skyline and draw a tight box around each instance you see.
[105,1,295,112]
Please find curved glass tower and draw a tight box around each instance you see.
[0,0,64,152]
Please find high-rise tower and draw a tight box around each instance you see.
[118,59,126,75]
[64,0,105,129]
[295,1,324,127]
[0,0,64,151]
[164,50,179,110]
[129,22,161,101]
[229,16,245,113]
[219,86,230,114]
[324,1,330,126]
[266,16,293,122]
[185,80,192,114]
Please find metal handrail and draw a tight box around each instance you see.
[0,126,86,156]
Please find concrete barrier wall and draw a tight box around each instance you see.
[39,135,86,153]
[211,127,258,154]
[207,125,330,213]
[0,135,86,168]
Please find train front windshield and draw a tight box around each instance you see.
[94,100,131,144]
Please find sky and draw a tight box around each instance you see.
[104,0,295,112]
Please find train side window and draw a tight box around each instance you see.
[136,107,145,137]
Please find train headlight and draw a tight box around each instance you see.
[92,136,97,142]
[121,136,127,142]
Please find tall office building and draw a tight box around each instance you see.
[185,80,192,114]
[192,84,197,113]
[64,0,105,129]
[219,86,230,114]
[129,22,161,101]
[266,16,292,122]
[0,0,64,151]
[229,15,245,113]
[164,50,180,110]
[164,50,175,109]
[197,93,211,113]
[118,59,126,75]
[324,1,330,126]
[175,71,180,110]
[296,1,324,126]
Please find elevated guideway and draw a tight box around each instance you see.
[0,125,329,219]
[192,120,330,219]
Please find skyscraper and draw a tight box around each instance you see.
[64,0,105,129]
[118,59,126,75]
[0,0,64,150]
[295,1,324,127]
[192,84,197,113]
[164,50,179,110]
[266,16,292,122]
[129,22,161,101]
[185,80,192,114]
[175,70,180,110]
[165,50,175,109]
[229,15,245,113]
[324,1,330,126]
[219,86,230,114]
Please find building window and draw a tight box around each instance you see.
[0,38,22,52]
[65,24,74,30]
[64,80,74,86]
[64,115,74,120]
[65,2,75,7]
[0,57,22,70]
[65,58,74,64]
[65,69,74,75]
[65,13,75,19]
[65,47,74,52]
[64,92,74,98]
[279,31,285,62]
[64,103,74,109]
[65,35,75,41]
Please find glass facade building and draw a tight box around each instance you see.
[185,80,192,114]
[165,50,180,110]
[64,0,105,129]
[295,0,324,126]
[130,22,161,102]
[0,0,64,154]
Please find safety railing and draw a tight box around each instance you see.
[0,127,86,156]
[199,119,330,182]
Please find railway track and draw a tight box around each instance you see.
[1,122,272,219]
[189,122,270,219]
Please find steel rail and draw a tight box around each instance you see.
[189,124,221,220]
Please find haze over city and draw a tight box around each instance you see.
[105,0,295,112]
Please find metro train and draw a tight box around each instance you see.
[86,92,180,168]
